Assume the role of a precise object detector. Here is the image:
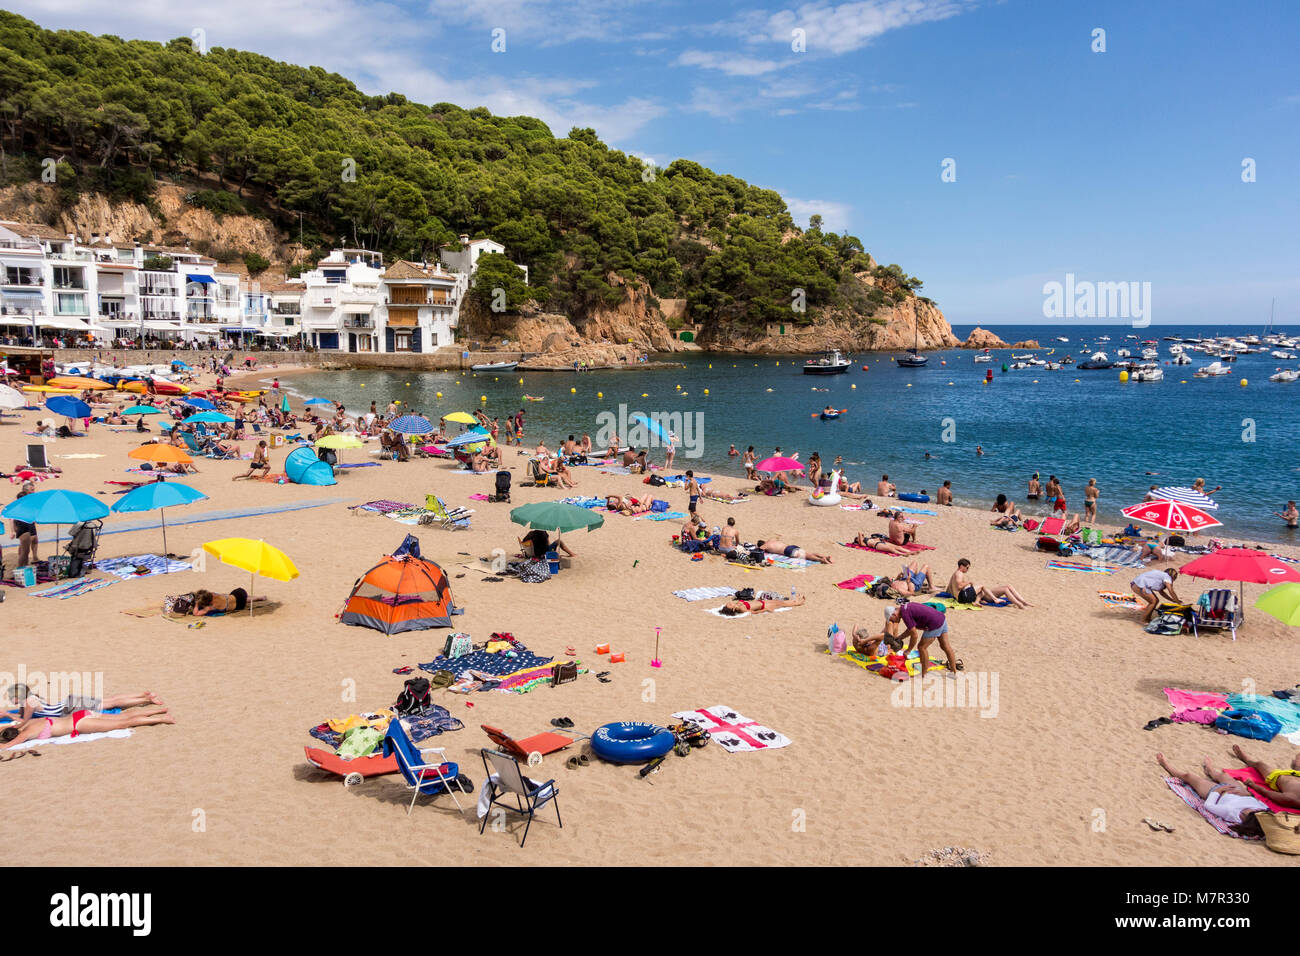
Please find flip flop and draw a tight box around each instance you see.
[566,755,589,770]
[551,717,574,729]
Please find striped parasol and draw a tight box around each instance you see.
[1150,486,1219,510]
[388,414,433,435]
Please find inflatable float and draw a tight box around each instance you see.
[809,469,843,507]
[898,492,930,503]
[590,722,675,764]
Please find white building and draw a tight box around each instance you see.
[439,234,529,285]
[378,259,459,353]
[295,248,384,352]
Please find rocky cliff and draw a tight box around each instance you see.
[695,295,960,353]
[962,327,1010,349]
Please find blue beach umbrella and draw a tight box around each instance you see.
[110,480,208,557]
[184,411,235,424]
[304,397,333,406]
[630,412,672,444]
[2,488,110,561]
[442,427,490,448]
[185,397,217,410]
[171,360,192,371]
[45,395,92,419]
[123,405,164,415]
[388,414,434,435]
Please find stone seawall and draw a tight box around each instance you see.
[47,348,531,371]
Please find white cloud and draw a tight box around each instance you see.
[675,49,787,77]
[423,0,661,46]
[765,0,972,55]
[783,196,853,233]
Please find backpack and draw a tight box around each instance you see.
[393,677,432,716]
[868,578,902,600]
[646,475,666,486]
[734,588,756,602]
[1036,536,1061,553]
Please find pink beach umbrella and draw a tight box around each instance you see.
[755,456,804,474]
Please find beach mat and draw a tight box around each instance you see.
[11,728,134,750]
[1046,559,1113,574]
[97,555,193,579]
[1098,590,1140,609]
[673,585,740,602]
[1082,546,1145,569]
[29,577,116,599]
[670,705,790,753]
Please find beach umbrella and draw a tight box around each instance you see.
[509,501,605,534]
[1180,548,1300,604]
[1,488,110,563]
[170,360,192,371]
[755,456,805,474]
[183,411,235,424]
[128,444,193,466]
[201,537,298,616]
[315,433,363,465]
[444,412,479,425]
[0,384,24,409]
[1254,582,1300,627]
[388,414,433,435]
[185,397,217,410]
[1121,500,1222,533]
[630,412,673,444]
[304,398,333,406]
[110,480,208,557]
[46,376,112,391]
[123,405,164,415]
[280,395,290,414]
[45,395,92,419]
[1150,486,1219,510]
[442,428,490,449]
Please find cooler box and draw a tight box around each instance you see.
[13,565,36,587]
[546,550,560,575]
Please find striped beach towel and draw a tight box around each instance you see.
[30,577,116,599]
[673,585,740,602]
[1046,559,1113,573]
[1098,590,1140,608]
[97,554,192,579]
[1082,546,1145,569]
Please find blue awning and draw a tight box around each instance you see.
[186,274,215,284]
[1,289,45,299]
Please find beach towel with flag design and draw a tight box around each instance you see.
[670,705,790,753]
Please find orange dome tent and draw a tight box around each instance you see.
[340,552,460,634]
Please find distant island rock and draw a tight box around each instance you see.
[961,327,1010,349]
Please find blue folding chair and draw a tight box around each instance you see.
[382,719,468,813]
[478,748,562,847]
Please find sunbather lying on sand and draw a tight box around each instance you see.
[1156,752,1267,835]
[852,532,910,555]
[718,593,806,616]
[1062,513,1083,536]
[8,683,163,720]
[757,539,832,563]
[1,705,175,750]
[893,562,934,595]
[1230,744,1300,809]
[947,558,1033,608]
[606,494,651,515]
[990,495,1022,527]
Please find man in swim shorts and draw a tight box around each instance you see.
[756,539,832,564]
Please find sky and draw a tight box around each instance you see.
[11,0,1300,325]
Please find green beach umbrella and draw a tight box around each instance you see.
[280,394,291,414]
[509,501,605,534]
[1254,583,1300,626]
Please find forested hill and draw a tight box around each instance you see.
[0,12,935,335]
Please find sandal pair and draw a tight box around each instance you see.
[566,754,590,770]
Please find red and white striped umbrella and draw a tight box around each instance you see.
[1121,499,1222,533]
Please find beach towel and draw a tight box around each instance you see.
[840,540,934,555]
[1164,688,1229,712]
[419,642,552,680]
[468,493,491,501]
[598,466,632,475]
[832,645,947,679]
[1045,559,1113,573]
[1163,777,1261,839]
[97,554,193,579]
[834,573,881,592]
[336,462,380,469]
[1081,546,1145,569]
[673,585,741,602]
[1226,694,1300,736]
[558,496,606,510]
[637,511,685,521]
[29,577,116,599]
[1098,590,1140,608]
[934,590,1005,609]
[765,556,816,570]
[350,499,412,514]
[670,705,790,753]
[10,729,134,750]
[705,604,792,618]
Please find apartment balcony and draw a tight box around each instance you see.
[343,318,374,330]
[0,238,43,253]
[53,281,88,291]
[142,311,183,323]
[49,250,93,262]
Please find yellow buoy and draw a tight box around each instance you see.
[1119,370,1129,383]
[405,382,410,386]
[436,392,443,398]
[1240,378,1248,387]
[597,391,603,399]
[676,385,681,390]
[570,387,576,393]
[359,383,365,388]
[765,388,773,393]
[480,395,486,402]
[906,383,912,388]
[851,384,856,389]
[708,364,712,369]
[703,388,709,395]
[641,393,648,398]
[518,378,523,384]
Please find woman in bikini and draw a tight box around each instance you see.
[1,705,174,750]
[191,588,260,615]
[718,593,806,616]
[1230,744,1300,809]
[606,494,651,516]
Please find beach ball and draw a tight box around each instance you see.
[480,395,486,402]
[1118,370,1129,383]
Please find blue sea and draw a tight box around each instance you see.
[281,324,1300,543]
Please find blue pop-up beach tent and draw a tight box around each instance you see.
[284,446,336,486]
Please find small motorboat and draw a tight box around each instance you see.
[471,361,519,372]
[1077,352,1114,370]
[974,353,991,363]
[1194,362,1230,377]
[1131,364,1164,382]
[1171,353,1192,365]
[803,350,852,375]
[1269,369,1300,383]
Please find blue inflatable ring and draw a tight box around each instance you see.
[590,721,676,764]
[898,493,930,503]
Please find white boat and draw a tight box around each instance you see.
[1116,348,1131,358]
[1011,352,1035,360]
[1141,348,1159,360]
[1171,353,1191,365]
[1131,364,1164,382]
[1194,362,1230,377]
[1271,350,1295,359]
[1269,369,1300,383]
[471,360,519,372]
[974,352,991,363]
[1055,337,1069,342]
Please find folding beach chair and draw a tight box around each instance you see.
[527,458,553,488]
[64,519,102,578]
[1038,517,1064,536]
[25,443,50,471]
[421,494,473,530]
[1193,588,1242,641]
[480,724,574,763]
[478,748,562,848]
[381,719,468,814]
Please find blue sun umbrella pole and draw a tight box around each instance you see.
[110,481,208,557]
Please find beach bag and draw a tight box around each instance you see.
[519,557,551,583]
[441,632,472,659]
[1081,528,1102,546]
[551,662,579,688]
[1035,536,1061,553]
[1056,544,1075,557]
[827,624,846,655]
[1167,534,1186,547]
[1213,709,1282,742]
[1144,613,1187,636]
[868,578,902,601]
[646,474,666,486]
[393,678,432,717]
[734,588,756,602]
[1022,518,1039,531]
[1258,812,1300,855]
[650,499,669,512]
[164,592,195,616]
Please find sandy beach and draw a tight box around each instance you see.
[2,365,1298,867]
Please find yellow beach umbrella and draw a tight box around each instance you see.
[444,411,478,425]
[46,376,113,390]
[314,434,363,449]
[201,537,299,616]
